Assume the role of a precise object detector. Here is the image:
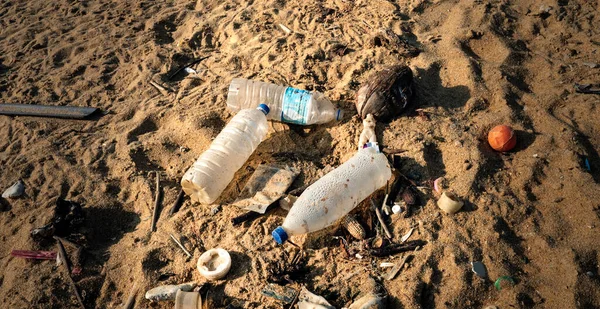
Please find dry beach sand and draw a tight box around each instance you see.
[1,0,600,308]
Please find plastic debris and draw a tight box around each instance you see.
[575,83,600,94]
[145,282,197,301]
[197,248,231,281]
[2,180,24,198]
[358,114,377,150]
[174,290,202,309]
[261,283,297,304]
[391,204,403,214]
[297,287,334,309]
[437,191,464,215]
[494,276,515,290]
[471,261,487,278]
[233,165,298,214]
[11,250,57,260]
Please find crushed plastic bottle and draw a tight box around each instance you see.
[181,104,270,204]
[272,144,392,244]
[226,78,342,125]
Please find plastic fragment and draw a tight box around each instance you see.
[494,276,515,290]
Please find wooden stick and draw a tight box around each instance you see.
[149,81,169,96]
[169,234,192,258]
[54,237,85,309]
[123,283,138,309]
[151,172,162,232]
[168,189,185,216]
[371,198,392,239]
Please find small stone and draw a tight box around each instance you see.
[471,261,487,278]
[2,180,25,198]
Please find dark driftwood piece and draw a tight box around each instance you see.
[54,237,85,309]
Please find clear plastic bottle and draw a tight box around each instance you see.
[226,78,342,125]
[272,145,392,244]
[181,104,270,204]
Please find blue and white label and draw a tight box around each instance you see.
[281,87,312,125]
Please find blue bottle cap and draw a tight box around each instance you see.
[272,226,288,244]
[335,109,343,121]
[257,104,270,115]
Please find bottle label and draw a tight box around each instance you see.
[281,87,311,125]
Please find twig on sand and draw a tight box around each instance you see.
[371,198,392,239]
[149,81,170,96]
[169,189,185,216]
[170,234,193,259]
[54,237,85,309]
[151,172,162,232]
[123,282,138,309]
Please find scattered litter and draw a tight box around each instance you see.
[278,23,292,35]
[233,165,298,214]
[437,191,464,215]
[582,62,600,68]
[231,199,278,226]
[297,287,334,309]
[197,248,231,281]
[145,282,197,301]
[369,240,425,257]
[488,125,517,152]
[2,180,24,198]
[157,272,176,281]
[170,234,193,259]
[494,276,516,290]
[31,198,84,240]
[471,261,488,278]
[279,194,297,211]
[348,291,387,309]
[355,65,414,122]
[272,146,391,244]
[183,67,197,74]
[584,157,591,171]
[355,253,364,259]
[379,262,395,268]
[341,215,366,240]
[210,205,221,215]
[400,228,415,243]
[358,114,377,149]
[168,56,209,80]
[11,250,57,260]
[261,283,297,304]
[433,177,443,194]
[391,204,403,214]
[574,83,600,95]
[174,290,202,309]
[0,103,99,119]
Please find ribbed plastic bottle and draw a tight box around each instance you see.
[226,78,342,125]
[272,145,392,244]
[181,104,270,204]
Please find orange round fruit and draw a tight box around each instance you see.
[488,125,516,152]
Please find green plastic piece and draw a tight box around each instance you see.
[494,276,515,290]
